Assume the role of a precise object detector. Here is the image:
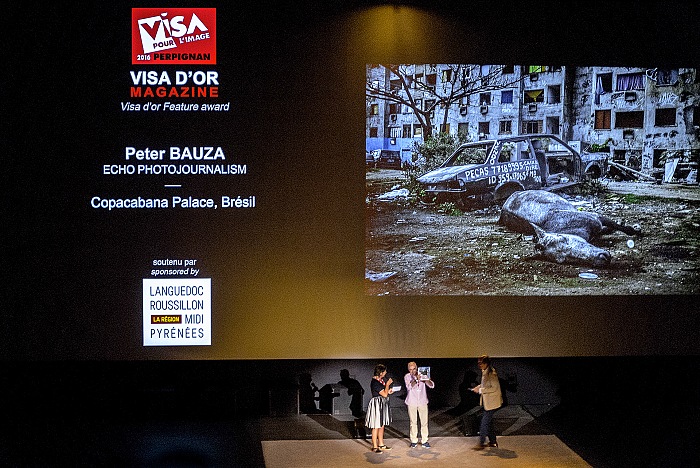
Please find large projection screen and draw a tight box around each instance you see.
[5,3,699,360]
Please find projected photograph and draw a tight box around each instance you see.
[365,64,700,296]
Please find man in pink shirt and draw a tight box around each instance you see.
[404,361,435,448]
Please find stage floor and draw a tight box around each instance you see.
[260,405,590,467]
[262,435,591,467]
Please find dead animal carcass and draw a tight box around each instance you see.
[498,190,642,267]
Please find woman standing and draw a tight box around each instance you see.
[365,363,395,453]
[471,355,503,450]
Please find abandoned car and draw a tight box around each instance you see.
[416,134,591,205]
[376,149,402,169]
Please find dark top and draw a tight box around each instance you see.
[370,378,385,398]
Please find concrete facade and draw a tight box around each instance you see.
[367,64,700,177]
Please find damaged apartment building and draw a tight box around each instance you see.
[366,64,700,181]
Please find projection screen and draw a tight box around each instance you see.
[5,3,699,361]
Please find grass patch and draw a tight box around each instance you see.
[619,193,655,204]
[437,202,463,216]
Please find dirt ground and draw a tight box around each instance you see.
[365,169,700,296]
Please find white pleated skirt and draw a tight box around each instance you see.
[365,396,391,428]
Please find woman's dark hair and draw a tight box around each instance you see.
[373,364,387,376]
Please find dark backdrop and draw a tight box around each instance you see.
[4,1,699,361]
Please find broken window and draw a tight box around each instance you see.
[499,142,516,162]
[652,149,666,168]
[595,110,611,129]
[656,69,678,86]
[655,108,676,126]
[597,73,613,93]
[524,89,544,103]
[478,121,490,137]
[441,69,453,82]
[546,116,560,134]
[480,65,491,86]
[616,72,645,91]
[499,120,512,134]
[458,67,472,87]
[413,73,423,88]
[449,144,492,165]
[517,140,531,158]
[426,73,437,90]
[595,73,613,104]
[523,120,543,134]
[457,122,469,136]
[615,111,644,128]
[547,85,561,104]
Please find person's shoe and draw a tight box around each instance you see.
[372,447,382,453]
[472,444,486,451]
[378,445,392,451]
[409,443,417,448]
[488,442,498,448]
[422,442,431,448]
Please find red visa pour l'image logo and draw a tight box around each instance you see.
[132,8,216,64]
